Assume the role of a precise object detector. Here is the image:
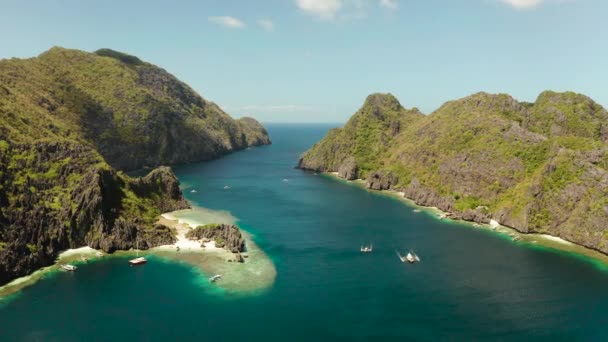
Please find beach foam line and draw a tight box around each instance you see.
[535,234,573,245]
[58,246,98,260]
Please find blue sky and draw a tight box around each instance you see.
[1,0,606,123]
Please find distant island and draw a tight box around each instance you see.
[298,92,608,256]
[0,47,270,285]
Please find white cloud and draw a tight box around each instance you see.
[296,0,343,20]
[501,0,544,9]
[380,0,398,10]
[258,19,275,31]
[208,16,246,29]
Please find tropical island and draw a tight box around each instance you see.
[0,47,271,287]
[298,92,608,256]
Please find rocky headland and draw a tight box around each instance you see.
[299,91,608,256]
[0,47,270,285]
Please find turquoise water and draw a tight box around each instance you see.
[3,124,608,341]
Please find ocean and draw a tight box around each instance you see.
[2,124,608,341]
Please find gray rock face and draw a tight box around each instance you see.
[401,178,455,213]
[338,158,358,180]
[185,224,245,253]
[366,171,398,190]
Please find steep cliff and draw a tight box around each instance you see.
[299,92,608,255]
[0,47,270,284]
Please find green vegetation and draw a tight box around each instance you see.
[300,91,608,254]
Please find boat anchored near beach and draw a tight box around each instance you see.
[129,238,147,266]
[209,274,222,283]
[61,264,77,271]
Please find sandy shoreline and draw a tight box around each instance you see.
[154,214,223,253]
[151,208,277,293]
[320,171,608,266]
[1,207,277,300]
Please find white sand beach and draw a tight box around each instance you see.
[58,246,98,260]
[534,234,573,245]
[154,214,223,252]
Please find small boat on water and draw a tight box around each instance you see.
[61,264,77,271]
[397,250,421,263]
[282,178,289,182]
[190,189,197,193]
[129,257,147,266]
[209,274,222,282]
[408,251,421,263]
[129,238,147,266]
[360,243,373,253]
[223,185,231,189]
[413,209,421,213]
[96,251,104,257]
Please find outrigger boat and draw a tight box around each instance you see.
[396,250,421,263]
[61,264,77,271]
[360,242,373,253]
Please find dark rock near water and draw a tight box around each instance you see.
[338,158,358,180]
[185,224,245,253]
[366,171,398,190]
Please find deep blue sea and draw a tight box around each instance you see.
[2,124,608,341]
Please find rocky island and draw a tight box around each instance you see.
[299,92,608,255]
[0,47,270,285]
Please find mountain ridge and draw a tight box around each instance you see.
[299,91,608,255]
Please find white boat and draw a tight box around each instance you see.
[96,251,104,257]
[190,189,197,193]
[282,178,289,182]
[405,251,421,263]
[223,185,231,189]
[360,243,373,253]
[129,238,147,266]
[405,253,416,263]
[129,257,147,266]
[61,264,77,271]
[209,274,222,282]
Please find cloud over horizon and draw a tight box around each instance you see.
[380,0,398,10]
[208,16,246,28]
[296,0,343,20]
[501,0,544,9]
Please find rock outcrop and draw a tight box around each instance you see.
[298,91,608,255]
[185,224,245,254]
[366,171,398,190]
